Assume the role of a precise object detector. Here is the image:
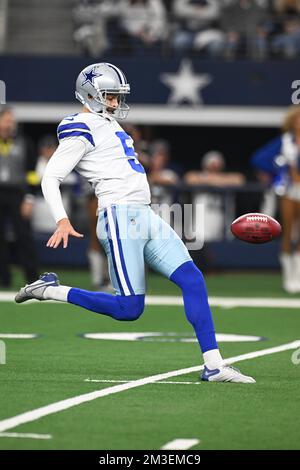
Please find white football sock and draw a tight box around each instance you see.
[293,253,300,291]
[87,249,104,286]
[43,285,71,302]
[203,349,224,370]
[280,253,296,293]
[293,252,300,275]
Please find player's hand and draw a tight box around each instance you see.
[46,218,84,249]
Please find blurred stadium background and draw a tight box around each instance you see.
[1,0,300,452]
[1,0,300,281]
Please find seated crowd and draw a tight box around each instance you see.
[72,0,300,59]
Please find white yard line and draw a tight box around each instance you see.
[0,340,299,433]
[161,439,200,450]
[84,379,201,385]
[0,432,52,439]
[2,292,300,308]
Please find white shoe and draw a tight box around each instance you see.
[201,365,256,383]
[15,272,59,303]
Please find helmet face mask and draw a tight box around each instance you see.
[93,90,130,120]
[75,63,130,119]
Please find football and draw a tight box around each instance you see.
[231,212,282,244]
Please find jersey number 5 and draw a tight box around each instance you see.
[115,132,145,174]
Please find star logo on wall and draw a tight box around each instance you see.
[160,59,212,105]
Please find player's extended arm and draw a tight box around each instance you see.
[41,139,86,249]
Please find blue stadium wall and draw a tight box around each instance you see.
[0,56,298,105]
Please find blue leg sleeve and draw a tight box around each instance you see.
[170,261,218,353]
[68,288,145,321]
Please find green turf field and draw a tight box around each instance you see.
[0,269,300,450]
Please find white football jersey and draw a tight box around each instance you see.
[57,112,151,210]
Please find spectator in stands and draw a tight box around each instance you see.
[251,106,300,293]
[271,0,300,58]
[148,140,179,193]
[171,0,224,57]
[184,151,245,242]
[73,0,119,57]
[118,0,167,54]
[0,107,39,287]
[221,0,271,60]
[185,150,245,187]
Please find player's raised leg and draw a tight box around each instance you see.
[145,209,255,383]
[15,205,147,322]
[15,270,144,321]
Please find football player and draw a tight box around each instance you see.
[15,63,255,383]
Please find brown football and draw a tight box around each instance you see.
[231,212,282,244]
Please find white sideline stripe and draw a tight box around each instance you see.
[0,334,37,339]
[146,296,300,308]
[0,340,299,434]
[0,293,20,301]
[107,207,130,296]
[2,292,300,308]
[161,439,200,450]
[209,297,300,309]
[84,379,201,385]
[0,432,52,440]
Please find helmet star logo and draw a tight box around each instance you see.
[82,69,102,86]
